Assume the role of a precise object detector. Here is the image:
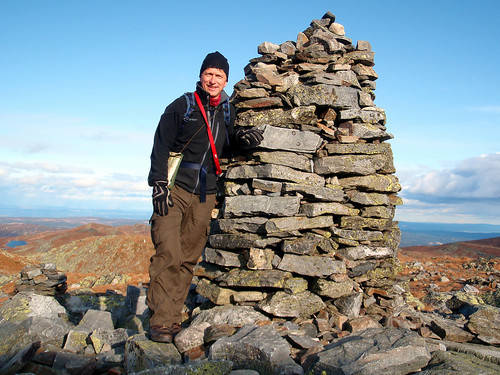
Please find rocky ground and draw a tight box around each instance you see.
[0,223,499,374]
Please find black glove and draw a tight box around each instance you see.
[235,127,264,149]
[152,181,173,216]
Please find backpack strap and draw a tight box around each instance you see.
[222,98,230,126]
[182,92,196,130]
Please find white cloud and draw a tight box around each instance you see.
[405,153,500,199]
[396,153,500,224]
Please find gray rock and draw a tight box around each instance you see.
[203,247,246,267]
[258,125,322,153]
[282,232,331,255]
[124,333,181,373]
[306,327,431,375]
[76,309,114,332]
[223,195,301,218]
[252,178,283,193]
[314,154,387,175]
[339,216,394,231]
[216,217,268,234]
[52,351,97,374]
[277,254,346,277]
[424,338,500,366]
[312,279,354,299]
[331,227,384,242]
[430,317,475,343]
[0,292,66,324]
[337,245,393,261]
[299,202,359,217]
[418,349,500,374]
[265,215,334,233]
[236,106,318,126]
[125,285,149,316]
[325,143,391,155]
[219,269,293,289]
[63,329,90,353]
[252,151,313,172]
[0,341,40,375]
[209,324,304,375]
[309,29,343,53]
[466,305,500,345]
[258,42,280,54]
[282,182,345,202]
[334,292,363,318]
[246,248,275,270]
[257,291,325,318]
[236,87,269,99]
[339,174,402,193]
[226,164,325,186]
[175,305,270,353]
[196,278,237,305]
[235,96,283,109]
[288,84,359,109]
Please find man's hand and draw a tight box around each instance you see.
[152,181,173,216]
[235,127,264,149]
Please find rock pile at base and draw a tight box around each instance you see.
[195,11,404,329]
[15,263,67,295]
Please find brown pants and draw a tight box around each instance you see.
[147,185,215,327]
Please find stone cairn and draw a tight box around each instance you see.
[194,11,404,331]
[16,263,67,296]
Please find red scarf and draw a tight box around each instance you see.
[209,95,221,107]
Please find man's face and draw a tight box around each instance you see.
[200,68,227,97]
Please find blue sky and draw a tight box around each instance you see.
[1,0,499,224]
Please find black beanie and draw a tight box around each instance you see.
[199,51,229,80]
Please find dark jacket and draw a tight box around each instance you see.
[148,83,236,196]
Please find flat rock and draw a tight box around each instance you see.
[0,292,66,324]
[339,174,402,193]
[306,327,431,375]
[277,254,346,277]
[236,106,318,126]
[288,84,359,109]
[314,154,387,175]
[175,305,270,353]
[419,349,500,374]
[257,291,325,318]
[219,269,293,289]
[265,215,334,233]
[299,202,359,217]
[337,245,393,261]
[223,195,301,218]
[283,183,345,203]
[209,324,304,375]
[252,150,313,172]
[124,333,181,373]
[226,164,325,186]
[466,305,500,345]
[312,279,354,299]
[203,247,246,268]
[258,125,322,153]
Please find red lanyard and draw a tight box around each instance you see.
[193,92,222,175]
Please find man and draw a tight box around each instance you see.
[147,51,263,343]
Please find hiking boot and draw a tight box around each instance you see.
[149,323,182,343]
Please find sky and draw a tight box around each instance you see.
[1,0,499,225]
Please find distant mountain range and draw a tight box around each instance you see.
[1,214,500,248]
[398,221,500,247]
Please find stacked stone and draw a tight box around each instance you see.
[16,263,67,295]
[195,12,404,326]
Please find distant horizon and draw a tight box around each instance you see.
[2,204,500,233]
